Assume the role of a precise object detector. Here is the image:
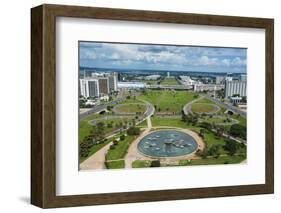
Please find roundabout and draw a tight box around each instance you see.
[112,103,147,115]
[190,103,220,114]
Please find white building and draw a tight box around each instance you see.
[225,80,247,98]
[117,82,146,88]
[225,76,233,82]
[194,83,224,92]
[80,78,99,97]
[240,74,247,81]
[108,72,118,92]
[216,76,225,84]
[167,72,170,77]
[145,74,161,80]
[180,76,196,85]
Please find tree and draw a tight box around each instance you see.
[229,124,246,139]
[150,160,161,167]
[181,110,187,121]
[127,126,140,136]
[199,129,205,138]
[120,135,125,141]
[132,119,136,127]
[199,122,212,131]
[208,145,221,158]
[224,139,239,156]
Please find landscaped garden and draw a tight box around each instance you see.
[80,89,247,169]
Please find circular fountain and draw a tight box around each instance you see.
[137,130,198,158]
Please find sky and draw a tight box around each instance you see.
[79,42,247,73]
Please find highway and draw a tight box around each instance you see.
[79,97,126,120]
[205,95,247,118]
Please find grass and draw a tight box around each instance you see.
[191,103,218,113]
[160,78,180,85]
[139,90,195,114]
[231,114,247,127]
[141,80,159,85]
[196,98,226,113]
[105,160,125,169]
[79,114,135,141]
[132,160,152,168]
[137,119,148,128]
[105,135,135,160]
[79,139,112,163]
[151,116,187,128]
[203,130,227,154]
[179,154,246,166]
[114,103,146,114]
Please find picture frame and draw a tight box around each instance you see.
[31,4,274,208]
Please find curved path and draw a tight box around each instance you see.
[80,142,111,170]
[183,96,204,115]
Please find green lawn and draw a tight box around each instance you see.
[137,119,148,128]
[105,135,135,160]
[132,160,152,168]
[179,154,246,166]
[203,130,227,154]
[139,90,195,114]
[196,98,226,113]
[79,139,112,163]
[151,116,187,128]
[160,78,180,85]
[142,80,159,85]
[80,114,134,141]
[191,103,218,113]
[231,114,247,127]
[114,103,146,114]
[105,160,125,169]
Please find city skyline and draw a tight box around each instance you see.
[80,41,247,73]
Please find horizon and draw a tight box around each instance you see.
[80,42,247,73]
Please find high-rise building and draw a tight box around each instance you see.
[108,72,118,92]
[225,80,247,98]
[88,80,99,97]
[216,76,225,84]
[167,72,170,77]
[240,74,247,81]
[98,78,109,94]
[79,79,99,97]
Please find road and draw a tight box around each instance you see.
[205,95,247,118]
[79,96,126,120]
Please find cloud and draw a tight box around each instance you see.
[79,42,247,72]
[198,56,218,66]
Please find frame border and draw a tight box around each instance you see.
[31,4,274,208]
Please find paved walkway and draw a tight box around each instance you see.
[80,142,112,170]
[183,96,204,115]
[125,116,152,168]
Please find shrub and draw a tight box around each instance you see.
[120,135,125,141]
[110,144,116,150]
[229,124,246,139]
[150,160,161,167]
[224,139,239,156]
[113,140,119,145]
[127,127,140,136]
